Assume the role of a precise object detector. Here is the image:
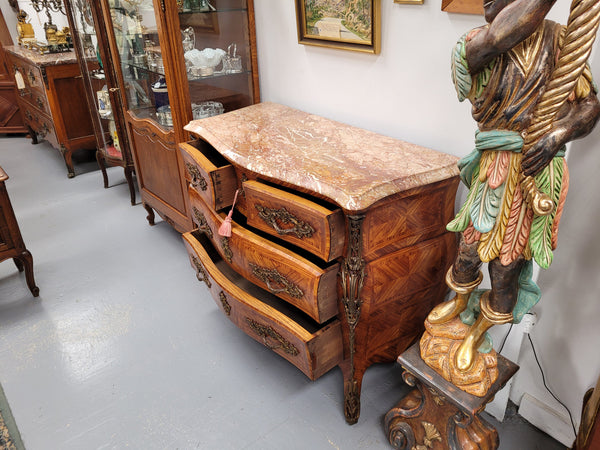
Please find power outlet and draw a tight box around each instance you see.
[521,312,537,334]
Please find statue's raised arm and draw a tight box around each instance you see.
[466,0,557,74]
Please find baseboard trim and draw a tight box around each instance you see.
[518,392,574,447]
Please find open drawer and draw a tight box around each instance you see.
[243,179,345,262]
[179,139,237,211]
[182,231,343,380]
[189,187,340,324]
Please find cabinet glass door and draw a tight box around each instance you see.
[176,0,258,120]
[68,0,124,163]
[107,0,171,129]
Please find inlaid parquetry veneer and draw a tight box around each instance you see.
[180,102,459,424]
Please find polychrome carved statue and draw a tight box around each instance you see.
[420,0,600,395]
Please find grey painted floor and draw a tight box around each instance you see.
[0,135,566,449]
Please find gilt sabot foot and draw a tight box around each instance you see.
[454,293,513,372]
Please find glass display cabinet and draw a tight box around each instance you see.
[98,0,259,232]
[63,0,136,205]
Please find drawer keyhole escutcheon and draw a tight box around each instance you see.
[245,318,299,356]
[185,163,208,191]
[248,263,303,298]
[220,237,233,263]
[218,291,231,316]
[191,256,211,288]
[255,204,315,239]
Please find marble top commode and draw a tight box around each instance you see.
[184,102,459,212]
[5,45,79,66]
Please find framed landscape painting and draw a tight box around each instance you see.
[295,0,381,54]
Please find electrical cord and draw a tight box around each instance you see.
[527,333,577,438]
[497,323,514,354]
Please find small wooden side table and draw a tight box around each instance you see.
[0,166,38,297]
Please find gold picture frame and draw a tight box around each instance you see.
[295,0,381,54]
[394,0,424,4]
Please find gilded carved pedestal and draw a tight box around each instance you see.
[385,344,518,450]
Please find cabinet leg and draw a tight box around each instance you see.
[339,214,367,425]
[61,145,75,178]
[28,126,38,145]
[143,203,155,226]
[13,257,24,272]
[125,167,136,205]
[96,150,109,189]
[343,365,366,425]
[15,250,39,297]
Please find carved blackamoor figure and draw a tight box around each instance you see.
[427,0,600,374]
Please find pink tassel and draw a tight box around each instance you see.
[218,189,240,237]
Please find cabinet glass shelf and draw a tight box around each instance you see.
[178,8,248,14]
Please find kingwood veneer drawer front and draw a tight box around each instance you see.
[182,231,343,380]
[22,108,57,146]
[21,89,51,117]
[180,140,237,211]
[243,180,345,262]
[11,58,44,91]
[189,187,339,324]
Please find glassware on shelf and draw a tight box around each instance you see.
[156,105,172,127]
[190,0,215,12]
[181,27,194,52]
[192,101,224,120]
[132,52,147,68]
[185,47,225,77]
[223,43,242,74]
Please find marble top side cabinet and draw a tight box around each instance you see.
[180,102,460,424]
[5,46,96,178]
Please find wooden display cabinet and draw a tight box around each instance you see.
[63,0,137,204]
[97,0,259,232]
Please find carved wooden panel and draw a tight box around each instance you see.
[130,122,186,214]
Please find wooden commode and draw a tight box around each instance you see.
[180,102,459,424]
[5,46,96,178]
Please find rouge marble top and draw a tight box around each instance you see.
[185,102,459,212]
[5,45,78,66]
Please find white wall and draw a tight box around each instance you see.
[1,2,18,44]
[254,0,600,445]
